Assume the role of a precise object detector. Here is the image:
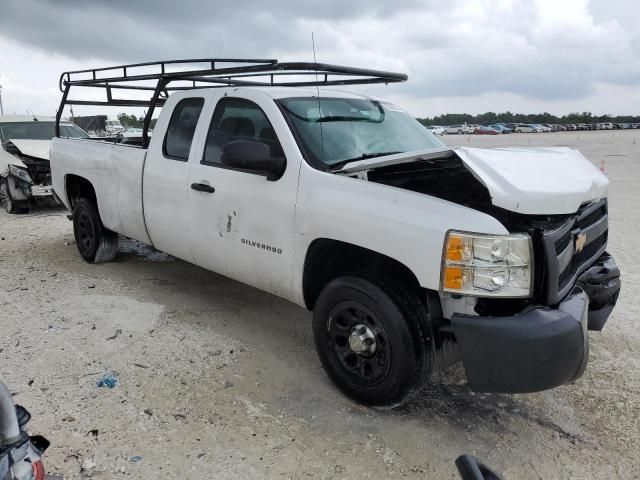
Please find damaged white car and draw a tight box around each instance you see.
[0,115,87,213]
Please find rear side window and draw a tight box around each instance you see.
[202,97,283,166]
[163,97,204,161]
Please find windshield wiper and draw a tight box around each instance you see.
[330,151,403,170]
[315,116,383,124]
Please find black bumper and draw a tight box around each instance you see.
[449,253,620,394]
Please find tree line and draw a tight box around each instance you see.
[117,111,640,129]
[416,112,640,126]
[117,113,157,129]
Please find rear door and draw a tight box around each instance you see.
[186,90,299,300]
[143,95,207,261]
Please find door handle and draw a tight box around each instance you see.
[191,182,216,193]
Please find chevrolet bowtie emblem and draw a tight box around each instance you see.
[575,233,587,253]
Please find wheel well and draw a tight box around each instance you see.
[65,175,97,209]
[302,238,423,310]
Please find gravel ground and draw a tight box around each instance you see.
[1,130,639,479]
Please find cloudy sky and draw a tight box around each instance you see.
[0,0,638,118]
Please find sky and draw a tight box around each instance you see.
[0,0,638,119]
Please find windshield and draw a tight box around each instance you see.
[0,121,89,141]
[278,97,444,168]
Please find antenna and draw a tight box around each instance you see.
[312,32,324,156]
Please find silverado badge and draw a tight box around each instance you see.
[575,232,587,253]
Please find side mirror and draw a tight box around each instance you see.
[455,455,503,480]
[221,140,285,181]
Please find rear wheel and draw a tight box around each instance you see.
[73,198,118,263]
[312,274,432,407]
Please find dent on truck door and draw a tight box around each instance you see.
[142,97,205,262]
[187,96,297,299]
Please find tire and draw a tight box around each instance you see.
[0,177,28,214]
[457,130,463,135]
[312,274,432,407]
[72,198,118,263]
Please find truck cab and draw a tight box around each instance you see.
[50,59,621,407]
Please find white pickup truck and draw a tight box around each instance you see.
[50,60,620,407]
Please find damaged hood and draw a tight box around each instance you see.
[339,146,608,215]
[4,139,51,161]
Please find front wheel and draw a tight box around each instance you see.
[72,198,119,263]
[0,177,28,214]
[312,275,432,407]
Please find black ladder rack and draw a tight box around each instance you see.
[55,58,408,147]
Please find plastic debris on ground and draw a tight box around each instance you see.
[95,371,118,389]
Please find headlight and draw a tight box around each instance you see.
[441,230,533,297]
[8,164,33,184]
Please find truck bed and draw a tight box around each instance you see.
[50,137,151,244]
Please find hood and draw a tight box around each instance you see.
[337,146,608,215]
[4,139,51,161]
[454,147,608,214]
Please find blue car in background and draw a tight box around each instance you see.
[489,124,512,134]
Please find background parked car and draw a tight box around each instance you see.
[427,125,445,135]
[489,124,512,134]
[444,124,474,134]
[534,124,552,132]
[514,123,542,133]
[474,125,500,135]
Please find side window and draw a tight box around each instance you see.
[202,98,284,166]
[163,97,205,161]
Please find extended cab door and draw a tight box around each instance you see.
[143,96,207,261]
[186,91,299,300]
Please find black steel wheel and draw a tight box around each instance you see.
[313,274,432,407]
[72,198,118,263]
[75,209,96,257]
[327,301,391,387]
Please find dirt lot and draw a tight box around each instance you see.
[1,130,639,479]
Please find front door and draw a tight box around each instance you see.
[187,92,298,300]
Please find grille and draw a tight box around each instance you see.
[555,231,572,254]
[577,204,607,230]
[558,231,607,289]
[543,199,608,304]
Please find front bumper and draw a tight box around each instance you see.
[449,252,620,393]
